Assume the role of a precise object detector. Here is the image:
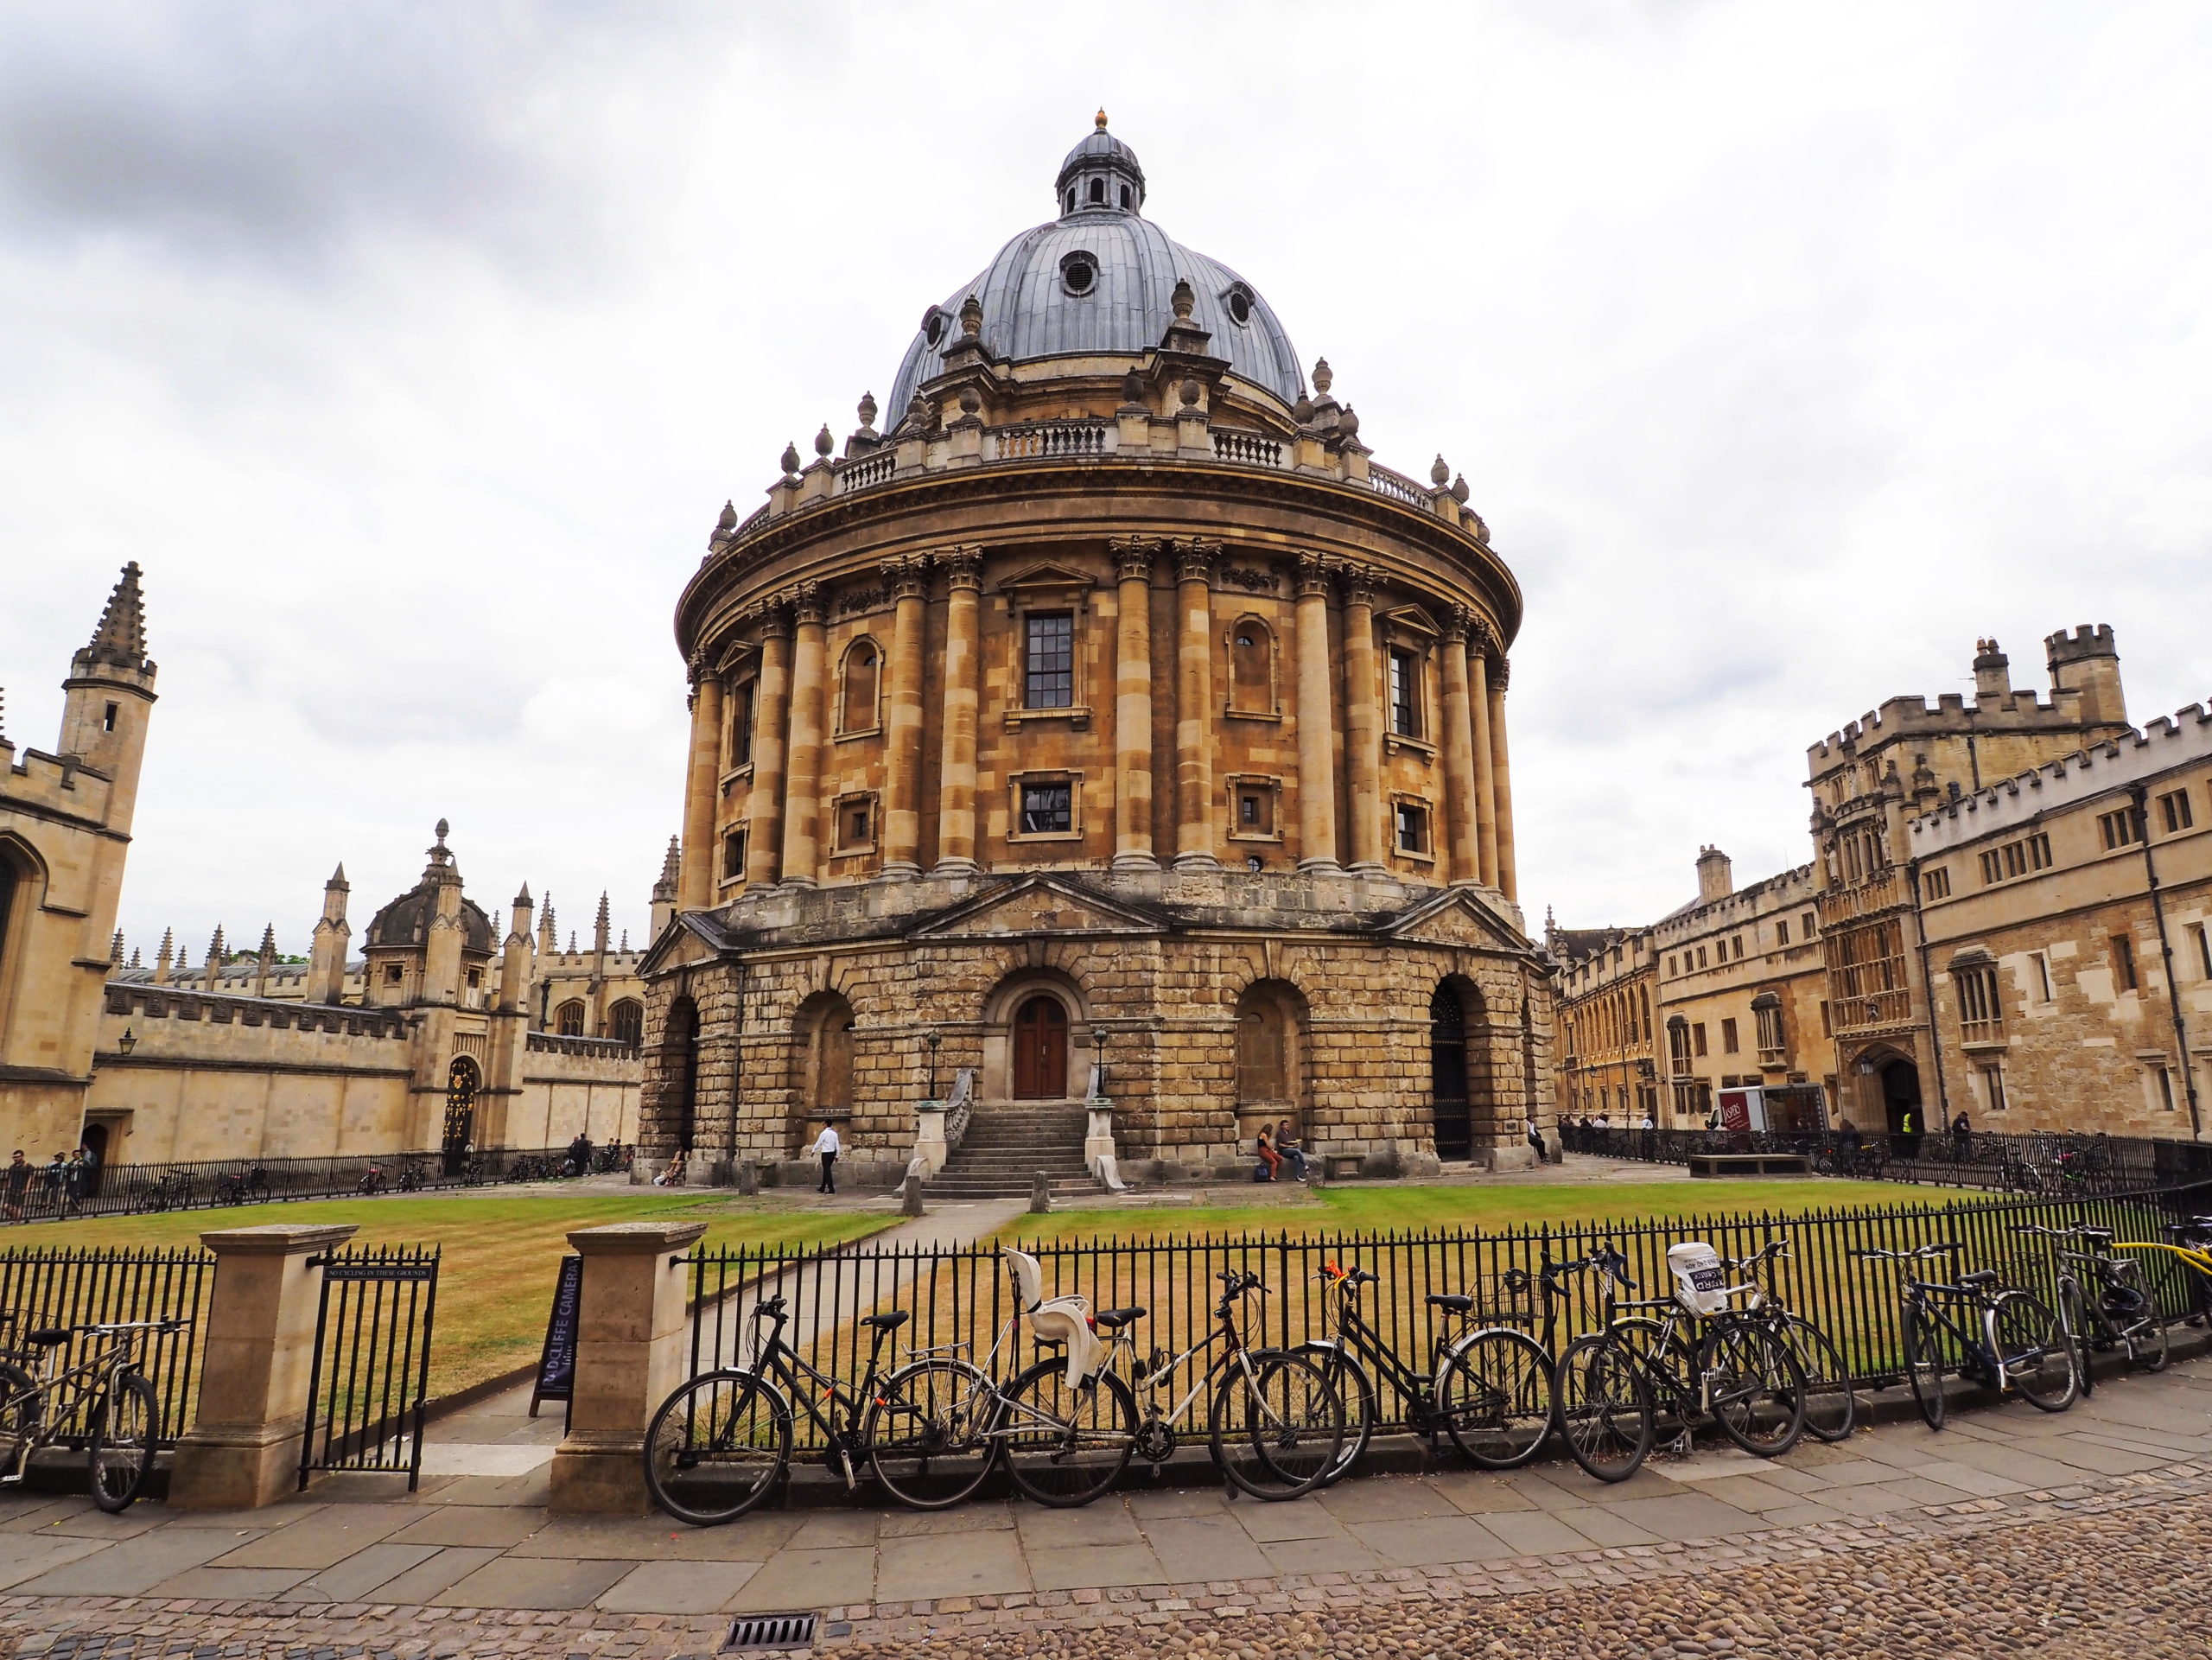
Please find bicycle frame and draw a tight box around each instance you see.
[1896,1275,2005,1377]
[1571,1249,1764,1421]
[0,1322,167,1478]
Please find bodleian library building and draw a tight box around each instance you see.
[639,117,1554,1189]
[1554,631,2211,1145]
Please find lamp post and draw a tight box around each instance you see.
[1091,1025,1107,1100]
[923,1027,941,1103]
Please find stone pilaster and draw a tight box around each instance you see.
[1340,563,1385,873]
[1110,537,1159,871]
[743,605,793,889]
[1172,538,1219,871]
[1488,656,1517,901]
[779,583,827,887]
[1470,621,1500,888]
[880,557,930,876]
[934,549,983,875]
[1440,607,1480,887]
[678,662,722,910]
[1294,553,1339,871]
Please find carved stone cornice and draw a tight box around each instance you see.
[1109,537,1159,583]
[1294,552,1333,600]
[789,581,826,626]
[1173,537,1221,587]
[939,546,983,592]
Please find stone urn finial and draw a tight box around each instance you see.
[1431,455,1451,487]
[814,423,835,459]
[1311,357,1332,396]
[957,293,983,339]
[1171,277,1195,321]
[779,440,802,478]
[857,391,878,430]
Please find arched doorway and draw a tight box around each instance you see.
[664,996,700,1154]
[442,1056,480,1172]
[1429,983,1472,1161]
[1013,995,1069,1100]
[1234,979,1307,1145]
[1878,1056,1923,1155]
[795,992,857,1130]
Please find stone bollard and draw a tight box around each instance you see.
[901,1167,926,1217]
[734,1161,760,1196]
[1030,1171,1052,1214]
[550,1219,709,1513]
[169,1223,359,1511]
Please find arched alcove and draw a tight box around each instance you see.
[1228,616,1276,716]
[662,995,700,1154]
[838,637,881,735]
[1233,977,1307,1146]
[792,990,858,1148]
[1428,976,1495,1162]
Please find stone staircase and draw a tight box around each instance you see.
[926,1104,1098,1200]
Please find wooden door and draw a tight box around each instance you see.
[1013,996,1068,1100]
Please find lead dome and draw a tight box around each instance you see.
[886,115,1302,416]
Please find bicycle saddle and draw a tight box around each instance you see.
[859,1311,911,1332]
[23,1328,72,1347]
[1426,1294,1475,1315]
[1090,1307,1146,1331]
[1957,1269,1999,1288]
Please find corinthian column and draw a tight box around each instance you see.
[743,606,792,888]
[1110,537,1158,871]
[880,556,930,876]
[1488,657,1518,900]
[1294,554,1338,871]
[1173,538,1219,870]
[1439,608,1480,886]
[779,583,827,887]
[1340,564,1385,873]
[1469,622,1499,887]
[933,549,983,875]
[677,658,722,910]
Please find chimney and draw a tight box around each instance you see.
[1971,637,2012,703]
[2045,624,2126,731]
[1695,845,1734,906]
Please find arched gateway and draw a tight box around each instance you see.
[637,118,1553,1186]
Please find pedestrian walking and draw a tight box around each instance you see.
[1950,1110,1972,1161]
[810,1122,842,1193]
[3,1150,29,1223]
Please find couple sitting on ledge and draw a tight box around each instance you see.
[1254,1121,1308,1184]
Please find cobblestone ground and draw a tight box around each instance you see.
[5,1467,2208,1660]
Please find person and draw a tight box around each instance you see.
[3,1150,29,1222]
[1524,1115,1546,1166]
[63,1147,90,1214]
[653,1148,688,1187]
[810,1121,842,1194]
[1255,1126,1282,1182]
[37,1153,65,1213]
[1897,1107,1921,1161]
[1950,1111,1971,1161]
[1274,1119,1310,1184]
[564,1131,593,1178]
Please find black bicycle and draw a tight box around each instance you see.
[134,1171,196,1213]
[1725,1236,1859,1442]
[213,1167,272,1208]
[644,1293,996,1524]
[1294,1261,1553,1485]
[1854,1242,2075,1429]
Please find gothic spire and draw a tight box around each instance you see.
[79,562,151,672]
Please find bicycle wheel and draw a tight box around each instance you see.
[1993,1292,2077,1412]
[1296,1345,1374,1488]
[1903,1301,1946,1429]
[1699,1320,1806,1458]
[996,1358,1135,1510]
[1209,1348,1343,1500]
[1552,1334,1654,1484]
[644,1370,791,1526]
[2058,1277,2095,1399]
[1777,1316,1857,1443]
[1437,1327,1553,1469]
[869,1356,1001,1511]
[86,1372,159,1512]
[0,1360,41,1478]
[2126,1305,2171,1373]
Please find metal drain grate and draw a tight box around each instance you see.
[724,1612,819,1651]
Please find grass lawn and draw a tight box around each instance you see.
[999,1178,1960,1247]
[1,1193,890,1399]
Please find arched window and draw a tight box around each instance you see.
[1065,188,1075,214]
[1119,183,1132,209]
[555,1000,586,1037]
[839,638,880,734]
[608,999,644,1047]
[1088,177,1104,204]
[1229,617,1274,715]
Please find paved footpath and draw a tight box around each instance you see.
[4,1342,2209,1658]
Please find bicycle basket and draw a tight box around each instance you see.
[1466,1269,1536,1326]
[1667,1243,1730,1317]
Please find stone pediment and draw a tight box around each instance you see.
[1379,603,1441,639]
[1383,888,1527,953]
[638,913,728,976]
[908,875,1164,941]
[995,561,1096,597]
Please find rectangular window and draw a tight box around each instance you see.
[2158,789,2194,834]
[1777,919,1790,945]
[1734,937,1745,960]
[1697,946,1707,969]
[2031,951,2054,1003]
[2155,1063,2177,1112]
[1020,781,1073,835]
[1668,956,1678,976]
[721,828,747,880]
[1236,787,1274,834]
[1802,911,1815,939]
[1024,613,1075,709]
[103,702,118,733]
[729,683,755,766]
[1923,867,1951,900]
[1819,999,1832,1037]
[1388,649,1420,737]
[1976,1060,2008,1114]
[836,799,873,850]
[1755,1002,1785,1053]
[2113,934,2139,992]
[2100,807,2141,850]
[1693,1022,1709,1058]
[1395,801,1428,854]
[1957,963,2004,1043]
[1721,1018,1739,1055]
[385,964,403,984]
[2193,924,2212,980]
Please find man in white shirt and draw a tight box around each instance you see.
[810,1123,842,1194]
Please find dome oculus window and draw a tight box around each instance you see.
[922,307,947,347]
[1059,251,1098,296]
[1224,285,1255,327]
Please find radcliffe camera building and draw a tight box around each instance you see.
[642,118,1553,1186]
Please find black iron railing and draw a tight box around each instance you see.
[299,1243,441,1491]
[0,1245,213,1444]
[0,1143,635,1225]
[679,1180,2211,1449]
[1556,1123,2212,1197]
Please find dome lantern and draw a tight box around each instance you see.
[1055,111,1147,219]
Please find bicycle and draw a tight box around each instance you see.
[2013,1224,2167,1393]
[1293,1261,1553,1485]
[1853,1242,2075,1429]
[134,1171,196,1213]
[1724,1236,1859,1442]
[213,1167,272,1208]
[1552,1241,1808,1483]
[356,1164,389,1196]
[0,1313,188,1511]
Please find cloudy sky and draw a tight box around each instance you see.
[4,2,2209,959]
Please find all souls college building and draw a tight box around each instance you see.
[640,118,1555,1188]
